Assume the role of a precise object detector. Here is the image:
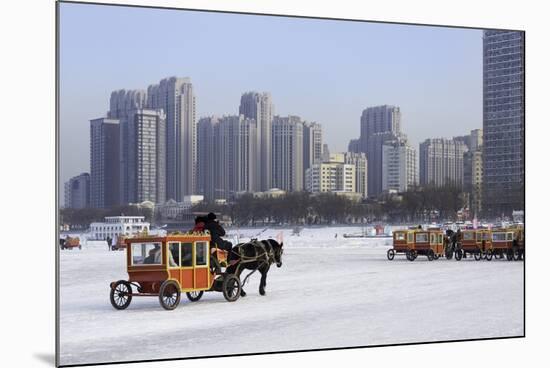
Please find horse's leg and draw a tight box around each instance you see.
[259,264,270,296]
[237,266,247,297]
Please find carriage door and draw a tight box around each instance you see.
[180,242,194,289]
[194,241,209,289]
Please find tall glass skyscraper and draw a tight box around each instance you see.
[482,30,524,217]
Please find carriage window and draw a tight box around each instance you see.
[492,233,506,241]
[168,242,180,267]
[181,243,192,267]
[407,233,413,243]
[430,234,435,243]
[507,233,513,241]
[463,232,475,241]
[131,242,161,265]
[395,233,405,241]
[438,234,443,243]
[195,241,208,266]
[415,233,428,243]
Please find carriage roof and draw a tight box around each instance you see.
[125,231,212,245]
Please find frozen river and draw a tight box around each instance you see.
[58,226,524,366]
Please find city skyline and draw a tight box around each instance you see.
[60,2,483,191]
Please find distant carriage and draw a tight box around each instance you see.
[109,232,242,310]
[456,229,492,261]
[388,228,446,261]
[490,230,520,261]
[60,236,81,250]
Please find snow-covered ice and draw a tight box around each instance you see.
[59,226,524,366]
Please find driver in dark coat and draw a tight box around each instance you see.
[204,212,232,252]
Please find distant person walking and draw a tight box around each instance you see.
[106,236,112,251]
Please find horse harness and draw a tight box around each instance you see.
[231,239,276,286]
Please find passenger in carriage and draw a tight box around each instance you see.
[193,216,207,232]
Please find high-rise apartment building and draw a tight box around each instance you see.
[197,115,257,199]
[419,138,467,187]
[382,140,417,193]
[360,105,401,152]
[90,118,120,208]
[239,92,273,191]
[358,105,402,197]
[64,173,90,209]
[272,116,304,192]
[147,77,196,201]
[348,139,361,153]
[483,30,524,216]
[120,109,166,204]
[303,122,323,187]
[108,89,147,119]
[366,131,406,197]
[196,116,219,200]
[109,89,159,204]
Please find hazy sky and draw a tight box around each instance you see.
[59,2,483,186]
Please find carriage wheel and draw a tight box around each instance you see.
[474,252,481,261]
[513,249,520,261]
[110,281,132,310]
[445,249,453,260]
[506,250,514,261]
[434,253,440,260]
[186,291,204,302]
[427,250,434,261]
[159,280,181,310]
[486,250,493,261]
[222,274,242,302]
[454,250,463,261]
[387,249,395,261]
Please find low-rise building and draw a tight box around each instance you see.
[89,216,150,240]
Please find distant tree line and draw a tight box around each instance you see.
[194,183,466,226]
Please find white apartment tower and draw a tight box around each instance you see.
[303,122,323,187]
[382,141,417,193]
[120,109,166,204]
[343,152,368,198]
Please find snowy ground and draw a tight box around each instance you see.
[59,226,524,366]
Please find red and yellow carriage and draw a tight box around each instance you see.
[388,228,445,261]
[457,229,492,261]
[109,232,241,310]
[490,229,518,261]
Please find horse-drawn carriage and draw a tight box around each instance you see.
[455,229,492,261]
[109,231,284,310]
[110,232,242,310]
[60,236,81,250]
[388,228,446,261]
[489,229,520,261]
